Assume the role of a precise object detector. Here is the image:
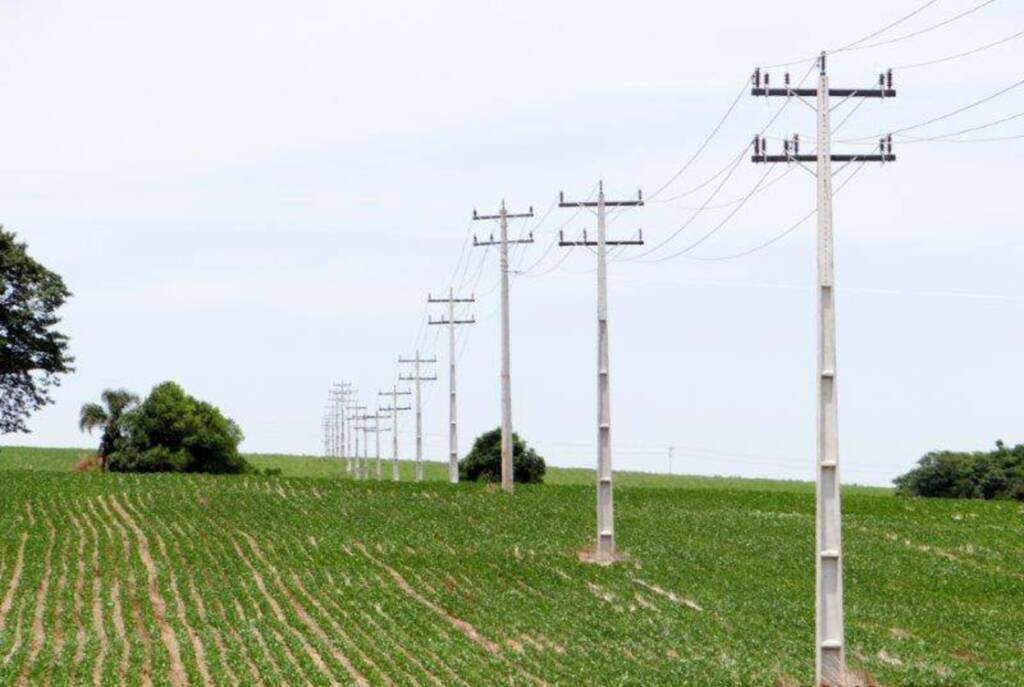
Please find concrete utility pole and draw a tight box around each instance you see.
[331,382,353,467]
[752,53,896,687]
[428,289,476,483]
[347,404,367,478]
[472,201,534,493]
[558,181,644,563]
[379,385,412,481]
[398,351,437,481]
[361,411,390,480]
[668,446,675,476]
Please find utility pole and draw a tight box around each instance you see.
[321,413,330,460]
[379,385,412,481]
[668,446,674,476]
[361,411,390,480]
[472,200,534,493]
[752,53,895,687]
[558,180,644,563]
[331,382,353,467]
[347,404,367,478]
[398,351,437,481]
[428,289,476,483]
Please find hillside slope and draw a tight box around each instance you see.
[0,463,1019,685]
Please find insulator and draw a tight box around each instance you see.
[887,134,893,152]
[793,134,800,154]
[753,67,761,87]
[785,72,790,87]
[887,69,893,90]
[764,73,770,89]
[783,139,790,155]
[879,73,885,87]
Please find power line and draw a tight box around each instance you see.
[839,0,999,53]
[898,109,1024,142]
[895,27,1024,69]
[840,76,1024,142]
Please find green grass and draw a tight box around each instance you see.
[0,446,1018,685]
[0,445,890,494]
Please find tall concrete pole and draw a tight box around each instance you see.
[815,54,844,686]
[448,289,458,482]
[399,352,436,482]
[557,183,644,562]
[749,57,896,685]
[428,290,475,483]
[594,184,614,560]
[472,202,533,493]
[379,385,412,481]
[498,202,514,492]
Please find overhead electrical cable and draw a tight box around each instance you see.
[895,27,1024,69]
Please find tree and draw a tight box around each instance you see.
[459,427,546,484]
[894,441,1024,501]
[78,389,139,471]
[109,381,252,474]
[0,228,73,434]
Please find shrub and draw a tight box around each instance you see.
[109,381,251,474]
[894,440,1024,501]
[459,427,546,484]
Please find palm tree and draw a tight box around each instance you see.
[79,389,139,471]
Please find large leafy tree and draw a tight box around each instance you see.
[79,389,139,471]
[110,381,251,474]
[0,227,73,434]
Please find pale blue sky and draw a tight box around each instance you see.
[2,0,1022,485]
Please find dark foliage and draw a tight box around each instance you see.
[894,441,1024,501]
[459,427,546,484]
[109,381,252,474]
[0,228,73,434]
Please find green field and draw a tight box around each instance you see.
[0,445,1019,686]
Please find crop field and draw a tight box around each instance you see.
[0,448,1020,685]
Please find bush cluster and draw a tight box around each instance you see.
[459,427,546,484]
[894,441,1024,501]
[109,381,252,474]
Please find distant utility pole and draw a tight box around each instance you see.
[332,382,353,466]
[321,414,330,459]
[751,53,896,687]
[379,385,412,481]
[361,410,390,480]
[347,404,367,478]
[558,180,644,563]
[398,350,437,481]
[668,446,675,476]
[428,288,476,483]
[472,200,534,493]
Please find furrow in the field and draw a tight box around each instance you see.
[403,564,564,681]
[213,598,259,686]
[150,530,214,686]
[171,515,310,684]
[66,512,88,672]
[85,497,133,687]
[274,535,459,687]
[137,492,232,687]
[107,496,188,687]
[15,511,56,686]
[235,531,368,686]
[320,582,455,687]
[352,542,551,687]
[97,496,153,687]
[230,537,341,685]
[287,570,411,687]
[1,605,26,668]
[329,544,488,683]
[0,533,28,633]
[43,524,71,685]
[168,518,303,684]
[266,535,420,685]
[80,500,111,686]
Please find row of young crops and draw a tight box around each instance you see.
[0,470,1019,685]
